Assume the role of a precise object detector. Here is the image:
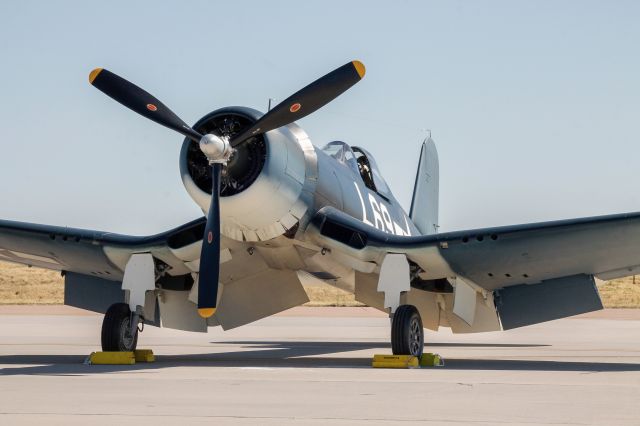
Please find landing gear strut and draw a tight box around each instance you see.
[101,303,140,352]
[391,304,424,357]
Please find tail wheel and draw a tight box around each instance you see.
[101,303,138,352]
[391,304,424,357]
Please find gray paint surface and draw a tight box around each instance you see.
[0,217,206,279]
[64,272,125,314]
[494,274,603,330]
[313,143,419,237]
[409,138,439,235]
[313,206,640,292]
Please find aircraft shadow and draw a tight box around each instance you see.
[0,340,638,375]
[220,341,551,349]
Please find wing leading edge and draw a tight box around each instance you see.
[0,218,206,280]
[0,218,310,331]
[312,206,640,287]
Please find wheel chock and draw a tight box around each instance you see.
[372,354,419,368]
[371,353,444,369]
[134,349,155,362]
[420,352,444,367]
[86,351,135,365]
[85,349,155,365]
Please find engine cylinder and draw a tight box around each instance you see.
[179,107,316,242]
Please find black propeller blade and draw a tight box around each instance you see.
[230,60,365,147]
[89,68,219,318]
[197,163,222,318]
[89,68,203,142]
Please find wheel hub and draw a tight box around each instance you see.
[120,317,135,351]
[409,316,422,356]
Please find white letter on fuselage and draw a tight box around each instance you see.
[368,193,385,231]
[380,204,394,234]
[354,183,374,227]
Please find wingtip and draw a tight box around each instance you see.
[89,68,103,84]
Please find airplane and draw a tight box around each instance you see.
[0,60,637,358]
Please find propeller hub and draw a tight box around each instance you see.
[199,133,232,163]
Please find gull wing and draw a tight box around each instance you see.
[311,208,640,328]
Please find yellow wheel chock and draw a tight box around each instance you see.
[372,354,419,368]
[86,349,155,365]
[371,353,444,369]
[420,352,444,367]
[134,349,155,363]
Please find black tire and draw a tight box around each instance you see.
[101,303,138,352]
[391,305,424,357]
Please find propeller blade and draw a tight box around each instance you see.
[197,163,222,318]
[230,60,365,147]
[89,68,203,142]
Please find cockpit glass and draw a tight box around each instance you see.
[321,142,345,160]
[352,146,391,198]
[343,149,355,163]
[370,163,391,196]
[322,141,360,174]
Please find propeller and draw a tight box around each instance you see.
[89,60,366,318]
[229,60,365,147]
[89,68,203,143]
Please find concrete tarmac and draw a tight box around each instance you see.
[0,306,639,425]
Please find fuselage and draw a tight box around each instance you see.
[176,107,422,293]
[180,107,420,246]
[312,141,419,238]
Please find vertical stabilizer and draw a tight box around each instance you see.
[409,138,439,235]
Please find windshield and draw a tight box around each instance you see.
[322,141,359,173]
[352,146,391,198]
[321,141,345,160]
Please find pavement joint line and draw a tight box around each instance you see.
[0,412,590,424]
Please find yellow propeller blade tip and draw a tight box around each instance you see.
[352,60,366,78]
[198,307,216,318]
[89,68,103,84]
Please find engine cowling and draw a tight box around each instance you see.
[179,106,317,242]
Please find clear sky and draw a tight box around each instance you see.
[0,0,638,234]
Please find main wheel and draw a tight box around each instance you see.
[391,304,424,357]
[101,303,138,351]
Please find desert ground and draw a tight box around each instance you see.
[1,260,639,307]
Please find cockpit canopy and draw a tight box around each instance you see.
[321,141,391,198]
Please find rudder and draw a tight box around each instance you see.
[409,138,439,235]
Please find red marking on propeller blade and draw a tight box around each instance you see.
[289,103,301,113]
[207,231,213,244]
[146,104,158,111]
